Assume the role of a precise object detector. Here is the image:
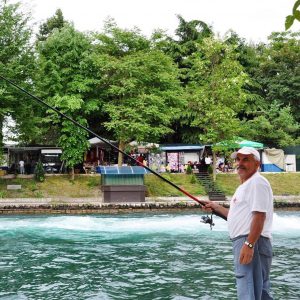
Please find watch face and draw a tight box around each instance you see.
[245,241,253,248]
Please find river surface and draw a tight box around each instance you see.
[0,211,299,300]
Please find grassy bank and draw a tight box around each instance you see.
[0,173,299,198]
[0,175,101,198]
[216,173,300,196]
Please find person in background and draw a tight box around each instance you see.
[180,164,185,173]
[160,162,166,173]
[137,154,144,166]
[165,162,171,173]
[143,158,148,167]
[19,159,25,174]
[205,155,212,166]
[205,147,273,300]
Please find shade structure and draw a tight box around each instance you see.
[237,139,264,148]
[97,166,150,174]
[217,138,263,149]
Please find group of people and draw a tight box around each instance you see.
[186,155,234,173]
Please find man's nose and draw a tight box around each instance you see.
[237,160,243,166]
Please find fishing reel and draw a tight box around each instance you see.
[200,214,215,230]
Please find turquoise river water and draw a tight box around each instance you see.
[0,211,299,300]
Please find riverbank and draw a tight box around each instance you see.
[0,195,299,215]
[1,173,300,198]
[1,173,299,214]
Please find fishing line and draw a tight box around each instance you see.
[0,75,227,223]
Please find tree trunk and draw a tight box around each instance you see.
[212,151,217,182]
[118,140,125,167]
[0,115,4,149]
[71,166,75,181]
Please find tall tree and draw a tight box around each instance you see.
[92,23,184,165]
[164,16,213,78]
[36,8,67,41]
[36,24,97,177]
[255,31,300,121]
[0,1,35,146]
[243,102,299,148]
[181,37,248,179]
[245,31,300,144]
[152,16,214,143]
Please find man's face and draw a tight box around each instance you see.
[235,153,260,182]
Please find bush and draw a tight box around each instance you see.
[186,164,193,174]
[207,165,213,174]
[190,174,197,184]
[0,190,7,198]
[34,160,45,182]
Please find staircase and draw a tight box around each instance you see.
[194,171,227,201]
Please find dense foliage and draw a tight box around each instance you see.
[0,1,299,167]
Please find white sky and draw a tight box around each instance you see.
[19,0,300,43]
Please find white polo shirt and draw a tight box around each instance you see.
[227,172,273,239]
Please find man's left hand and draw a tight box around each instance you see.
[239,244,254,264]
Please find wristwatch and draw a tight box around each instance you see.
[244,240,254,249]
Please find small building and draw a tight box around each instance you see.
[283,145,300,171]
[83,138,120,173]
[98,166,149,203]
[2,145,62,174]
[261,148,297,172]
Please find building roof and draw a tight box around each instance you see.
[97,166,149,174]
[159,144,204,151]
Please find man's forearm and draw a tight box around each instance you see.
[247,211,266,244]
[213,205,229,219]
[239,211,266,264]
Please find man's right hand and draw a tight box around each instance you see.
[204,201,220,212]
[204,201,229,219]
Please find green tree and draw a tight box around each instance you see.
[92,23,184,165]
[182,37,248,179]
[0,1,35,146]
[152,17,214,143]
[36,24,96,177]
[163,16,213,83]
[225,30,300,147]
[259,32,299,112]
[243,102,299,148]
[224,31,273,129]
[36,8,67,41]
[251,31,300,141]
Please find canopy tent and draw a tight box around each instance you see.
[217,138,263,149]
[129,141,159,150]
[237,139,264,148]
[261,148,285,172]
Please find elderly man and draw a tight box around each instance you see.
[205,147,273,300]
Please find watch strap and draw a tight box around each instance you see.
[244,240,254,249]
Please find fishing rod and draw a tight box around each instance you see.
[0,75,227,223]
